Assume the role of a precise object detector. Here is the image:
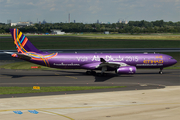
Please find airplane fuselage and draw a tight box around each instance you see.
[27,52,176,70]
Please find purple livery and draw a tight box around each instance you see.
[8,29,177,75]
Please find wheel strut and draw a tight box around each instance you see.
[159,68,163,74]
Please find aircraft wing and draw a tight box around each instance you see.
[82,58,127,70]
[82,62,101,70]
[98,58,127,69]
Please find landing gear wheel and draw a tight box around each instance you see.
[115,70,117,74]
[159,71,163,74]
[91,71,96,75]
[86,71,96,75]
[86,71,91,75]
[100,73,107,76]
[159,68,163,74]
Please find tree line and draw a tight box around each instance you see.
[0,20,180,34]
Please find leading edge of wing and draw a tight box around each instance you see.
[82,58,128,70]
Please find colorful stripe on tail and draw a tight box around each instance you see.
[10,29,41,53]
[9,29,58,67]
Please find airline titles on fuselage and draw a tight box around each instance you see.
[53,55,164,67]
[91,55,139,62]
[75,55,139,62]
[53,63,80,66]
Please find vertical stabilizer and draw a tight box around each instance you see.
[10,29,41,53]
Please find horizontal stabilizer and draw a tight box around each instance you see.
[4,52,15,55]
[4,52,31,60]
[16,53,32,60]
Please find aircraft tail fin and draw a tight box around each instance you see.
[10,29,41,53]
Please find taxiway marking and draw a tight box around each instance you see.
[39,110,74,120]
[65,76,77,79]
[0,102,180,113]
[55,73,77,79]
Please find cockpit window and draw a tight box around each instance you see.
[170,58,174,59]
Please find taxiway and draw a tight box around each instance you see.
[0,69,179,98]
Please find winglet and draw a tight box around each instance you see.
[100,58,106,63]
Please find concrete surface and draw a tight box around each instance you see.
[0,86,180,120]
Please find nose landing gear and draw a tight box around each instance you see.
[159,68,163,74]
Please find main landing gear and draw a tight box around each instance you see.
[159,68,163,74]
[86,70,107,76]
[86,70,96,75]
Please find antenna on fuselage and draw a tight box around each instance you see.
[144,52,148,54]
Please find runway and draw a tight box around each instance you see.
[0,69,179,98]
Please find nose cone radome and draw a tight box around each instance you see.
[171,59,177,65]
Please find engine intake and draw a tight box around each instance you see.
[117,66,136,74]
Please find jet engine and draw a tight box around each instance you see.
[117,66,136,74]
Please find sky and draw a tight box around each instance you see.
[0,0,180,23]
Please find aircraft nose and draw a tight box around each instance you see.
[171,59,177,65]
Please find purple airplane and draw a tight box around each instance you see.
[7,29,177,75]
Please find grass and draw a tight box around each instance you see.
[0,37,180,50]
[89,36,180,40]
[80,34,180,40]
[0,86,126,95]
[34,32,179,35]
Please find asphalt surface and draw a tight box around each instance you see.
[0,69,179,98]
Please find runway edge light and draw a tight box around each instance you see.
[33,86,40,90]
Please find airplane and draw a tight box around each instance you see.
[6,29,177,75]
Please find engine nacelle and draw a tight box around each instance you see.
[117,66,136,74]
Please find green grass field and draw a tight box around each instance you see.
[0,37,180,50]
[84,34,180,40]
[0,86,126,95]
